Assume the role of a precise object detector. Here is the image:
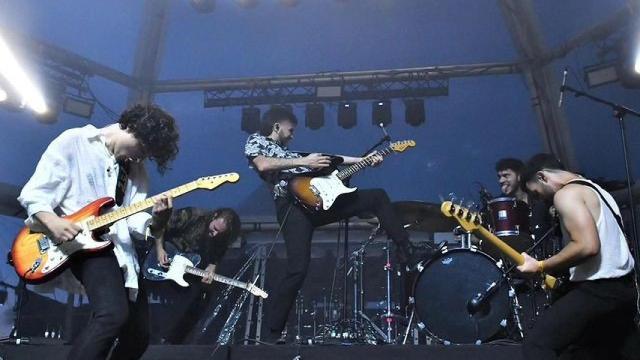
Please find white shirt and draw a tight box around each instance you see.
[564,179,635,281]
[18,125,151,299]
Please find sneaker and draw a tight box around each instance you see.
[262,330,286,345]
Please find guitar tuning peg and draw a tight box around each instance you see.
[447,192,457,202]
[458,197,465,207]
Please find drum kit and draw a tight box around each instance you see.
[316,196,558,345]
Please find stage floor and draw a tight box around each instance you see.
[0,343,524,360]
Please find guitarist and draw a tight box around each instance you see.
[17,104,180,360]
[517,153,637,359]
[244,107,418,344]
[151,206,240,344]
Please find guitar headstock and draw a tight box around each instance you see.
[248,285,269,299]
[196,173,240,190]
[440,201,482,232]
[390,140,416,153]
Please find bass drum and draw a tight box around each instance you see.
[413,248,512,344]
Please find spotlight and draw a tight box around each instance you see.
[0,33,47,114]
[584,63,619,88]
[0,87,6,102]
[190,0,215,13]
[305,103,324,130]
[63,96,95,119]
[279,0,299,7]
[235,0,258,9]
[241,107,260,134]
[404,99,425,127]
[270,104,293,114]
[372,100,391,126]
[338,102,356,129]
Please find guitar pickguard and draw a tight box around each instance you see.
[309,171,357,210]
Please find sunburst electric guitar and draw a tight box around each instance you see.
[11,173,240,283]
[143,242,268,299]
[440,201,559,290]
[288,140,416,211]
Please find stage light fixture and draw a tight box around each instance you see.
[279,0,299,7]
[305,103,324,130]
[190,0,215,13]
[235,0,258,9]
[0,33,47,114]
[63,96,95,119]
[271,104,293,114]
[404,99,425,127]
[372,100,391,126]
[241,107,261,134]
[584,63,619,88]
[338,102,357,129]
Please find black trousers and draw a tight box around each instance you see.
[268,188,410,333]
[68,250,149,360]
[522,273,637,360]
[162,279,209,344]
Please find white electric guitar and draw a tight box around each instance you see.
[143,242,268,299]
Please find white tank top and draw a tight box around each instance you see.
[563,179,635,281]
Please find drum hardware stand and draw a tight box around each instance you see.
[475,223,560,339]
[341,224,389,343]
[193,245,264,345]
[242,246,268,344]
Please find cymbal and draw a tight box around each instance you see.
[393,200,458,233]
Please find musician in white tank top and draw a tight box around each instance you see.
[563,178,634,281]
[516,153,637,360]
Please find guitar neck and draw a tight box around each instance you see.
[185,266,249,290]
[475,225,557,289]
[87,180,201,231]
[476,227,524,265]
[337,146,395,181]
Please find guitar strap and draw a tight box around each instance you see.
[115,160,129,206]
[567,179,626,237]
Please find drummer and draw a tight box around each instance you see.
[496,158,529,203]
[495,157,557,258]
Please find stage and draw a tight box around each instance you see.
[0,343,524,360]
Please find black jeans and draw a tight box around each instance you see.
[68,250,149,360]
[162,279,209,344]
[522,274,637,360]
[268,188,410,333]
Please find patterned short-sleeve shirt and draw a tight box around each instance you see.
[244,133,312,198]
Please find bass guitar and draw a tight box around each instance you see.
[440,201,559,290]
[11,173,240,283]
[288,140,416,211]
[142,242,268,299]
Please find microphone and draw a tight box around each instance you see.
[467,281,497,315]
[379,123,391,141]
[558,67,568,108]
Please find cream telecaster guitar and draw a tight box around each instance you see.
[143,242,268,299]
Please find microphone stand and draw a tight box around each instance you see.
[561,84,640,276]
[339,126,391,341]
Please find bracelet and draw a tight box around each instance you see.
[537,260,545,273]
